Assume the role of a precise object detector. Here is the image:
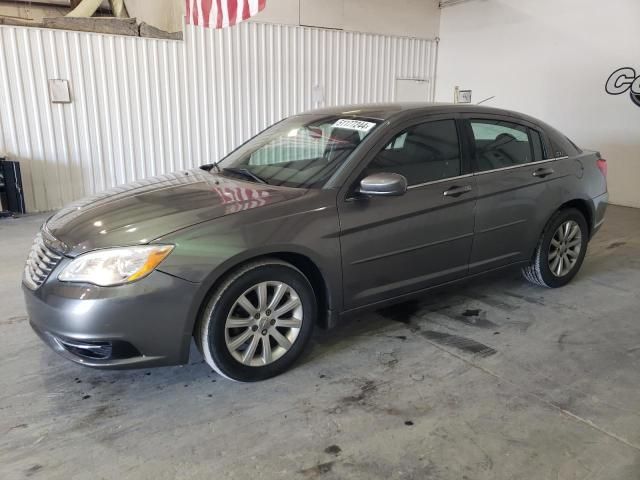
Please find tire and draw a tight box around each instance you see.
[196,259,316,382]
[522,208,589,288]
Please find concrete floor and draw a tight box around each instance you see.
[1,206,639,480]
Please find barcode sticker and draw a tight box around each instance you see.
[332,119,377,132]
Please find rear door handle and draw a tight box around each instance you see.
[532,167,554,178]
[443,185,473,197]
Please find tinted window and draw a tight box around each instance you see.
[471,120,533,172]
[365,120,461,186]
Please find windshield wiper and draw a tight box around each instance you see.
[222,167,268,184]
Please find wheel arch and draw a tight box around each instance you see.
[268,252,331,328]
[522,199,591,288]
[558,198,593,236]
[189,251,335,343]
[529,198,593,262]
[529,198,594,258]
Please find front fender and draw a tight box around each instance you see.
[153,190,342,341]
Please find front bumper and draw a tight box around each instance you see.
[23,265,201,369]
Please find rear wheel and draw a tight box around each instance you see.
[197,259,316,382]
[522,208,588,288]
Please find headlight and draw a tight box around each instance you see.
[58,245,174,286]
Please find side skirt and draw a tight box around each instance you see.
[337,260,530,320]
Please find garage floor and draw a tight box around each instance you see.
[1,205,639,480]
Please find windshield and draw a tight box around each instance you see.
[216,115,381,188]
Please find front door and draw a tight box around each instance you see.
[338,117,476,310]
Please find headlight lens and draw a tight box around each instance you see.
[58,245,174,286]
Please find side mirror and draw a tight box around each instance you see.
[358,173,408,197]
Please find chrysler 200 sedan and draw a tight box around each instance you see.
[23,104,608,381]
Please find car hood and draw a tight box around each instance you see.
[45,169,306,256]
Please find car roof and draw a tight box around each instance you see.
[300,102,541,124]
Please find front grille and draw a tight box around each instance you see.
[23,232,63,290]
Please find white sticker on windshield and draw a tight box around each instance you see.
[332,119,376,132]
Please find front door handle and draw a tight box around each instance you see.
[443,185,473,197]
[532,167,554,178]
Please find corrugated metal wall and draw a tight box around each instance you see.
[0,23,438,212]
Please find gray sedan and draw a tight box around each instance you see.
[23,103,608,381]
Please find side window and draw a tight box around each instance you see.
[365,119,461,186]
[471,120,533,172]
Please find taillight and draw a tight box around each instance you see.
[597,158,607,177]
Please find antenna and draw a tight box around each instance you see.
[476,96,496,105]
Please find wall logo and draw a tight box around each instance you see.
[606,67,640,107]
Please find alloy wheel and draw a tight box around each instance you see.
[548,220,582,277]
[224,281,303,367]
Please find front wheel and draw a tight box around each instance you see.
[196,259,316,382]
[522,208,589,288]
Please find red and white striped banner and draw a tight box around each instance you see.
[185,0,267,28]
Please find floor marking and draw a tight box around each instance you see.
[421,338,640,453]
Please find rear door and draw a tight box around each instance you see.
[463,115,559,274]
[338,115,476,310]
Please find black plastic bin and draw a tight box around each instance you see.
[0,157,26,215]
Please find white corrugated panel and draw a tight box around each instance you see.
[0,22,437,212]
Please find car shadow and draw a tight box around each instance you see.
[34,261,590,403]
[296,266,525,369]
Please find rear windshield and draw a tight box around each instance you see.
[217,115,381,188]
